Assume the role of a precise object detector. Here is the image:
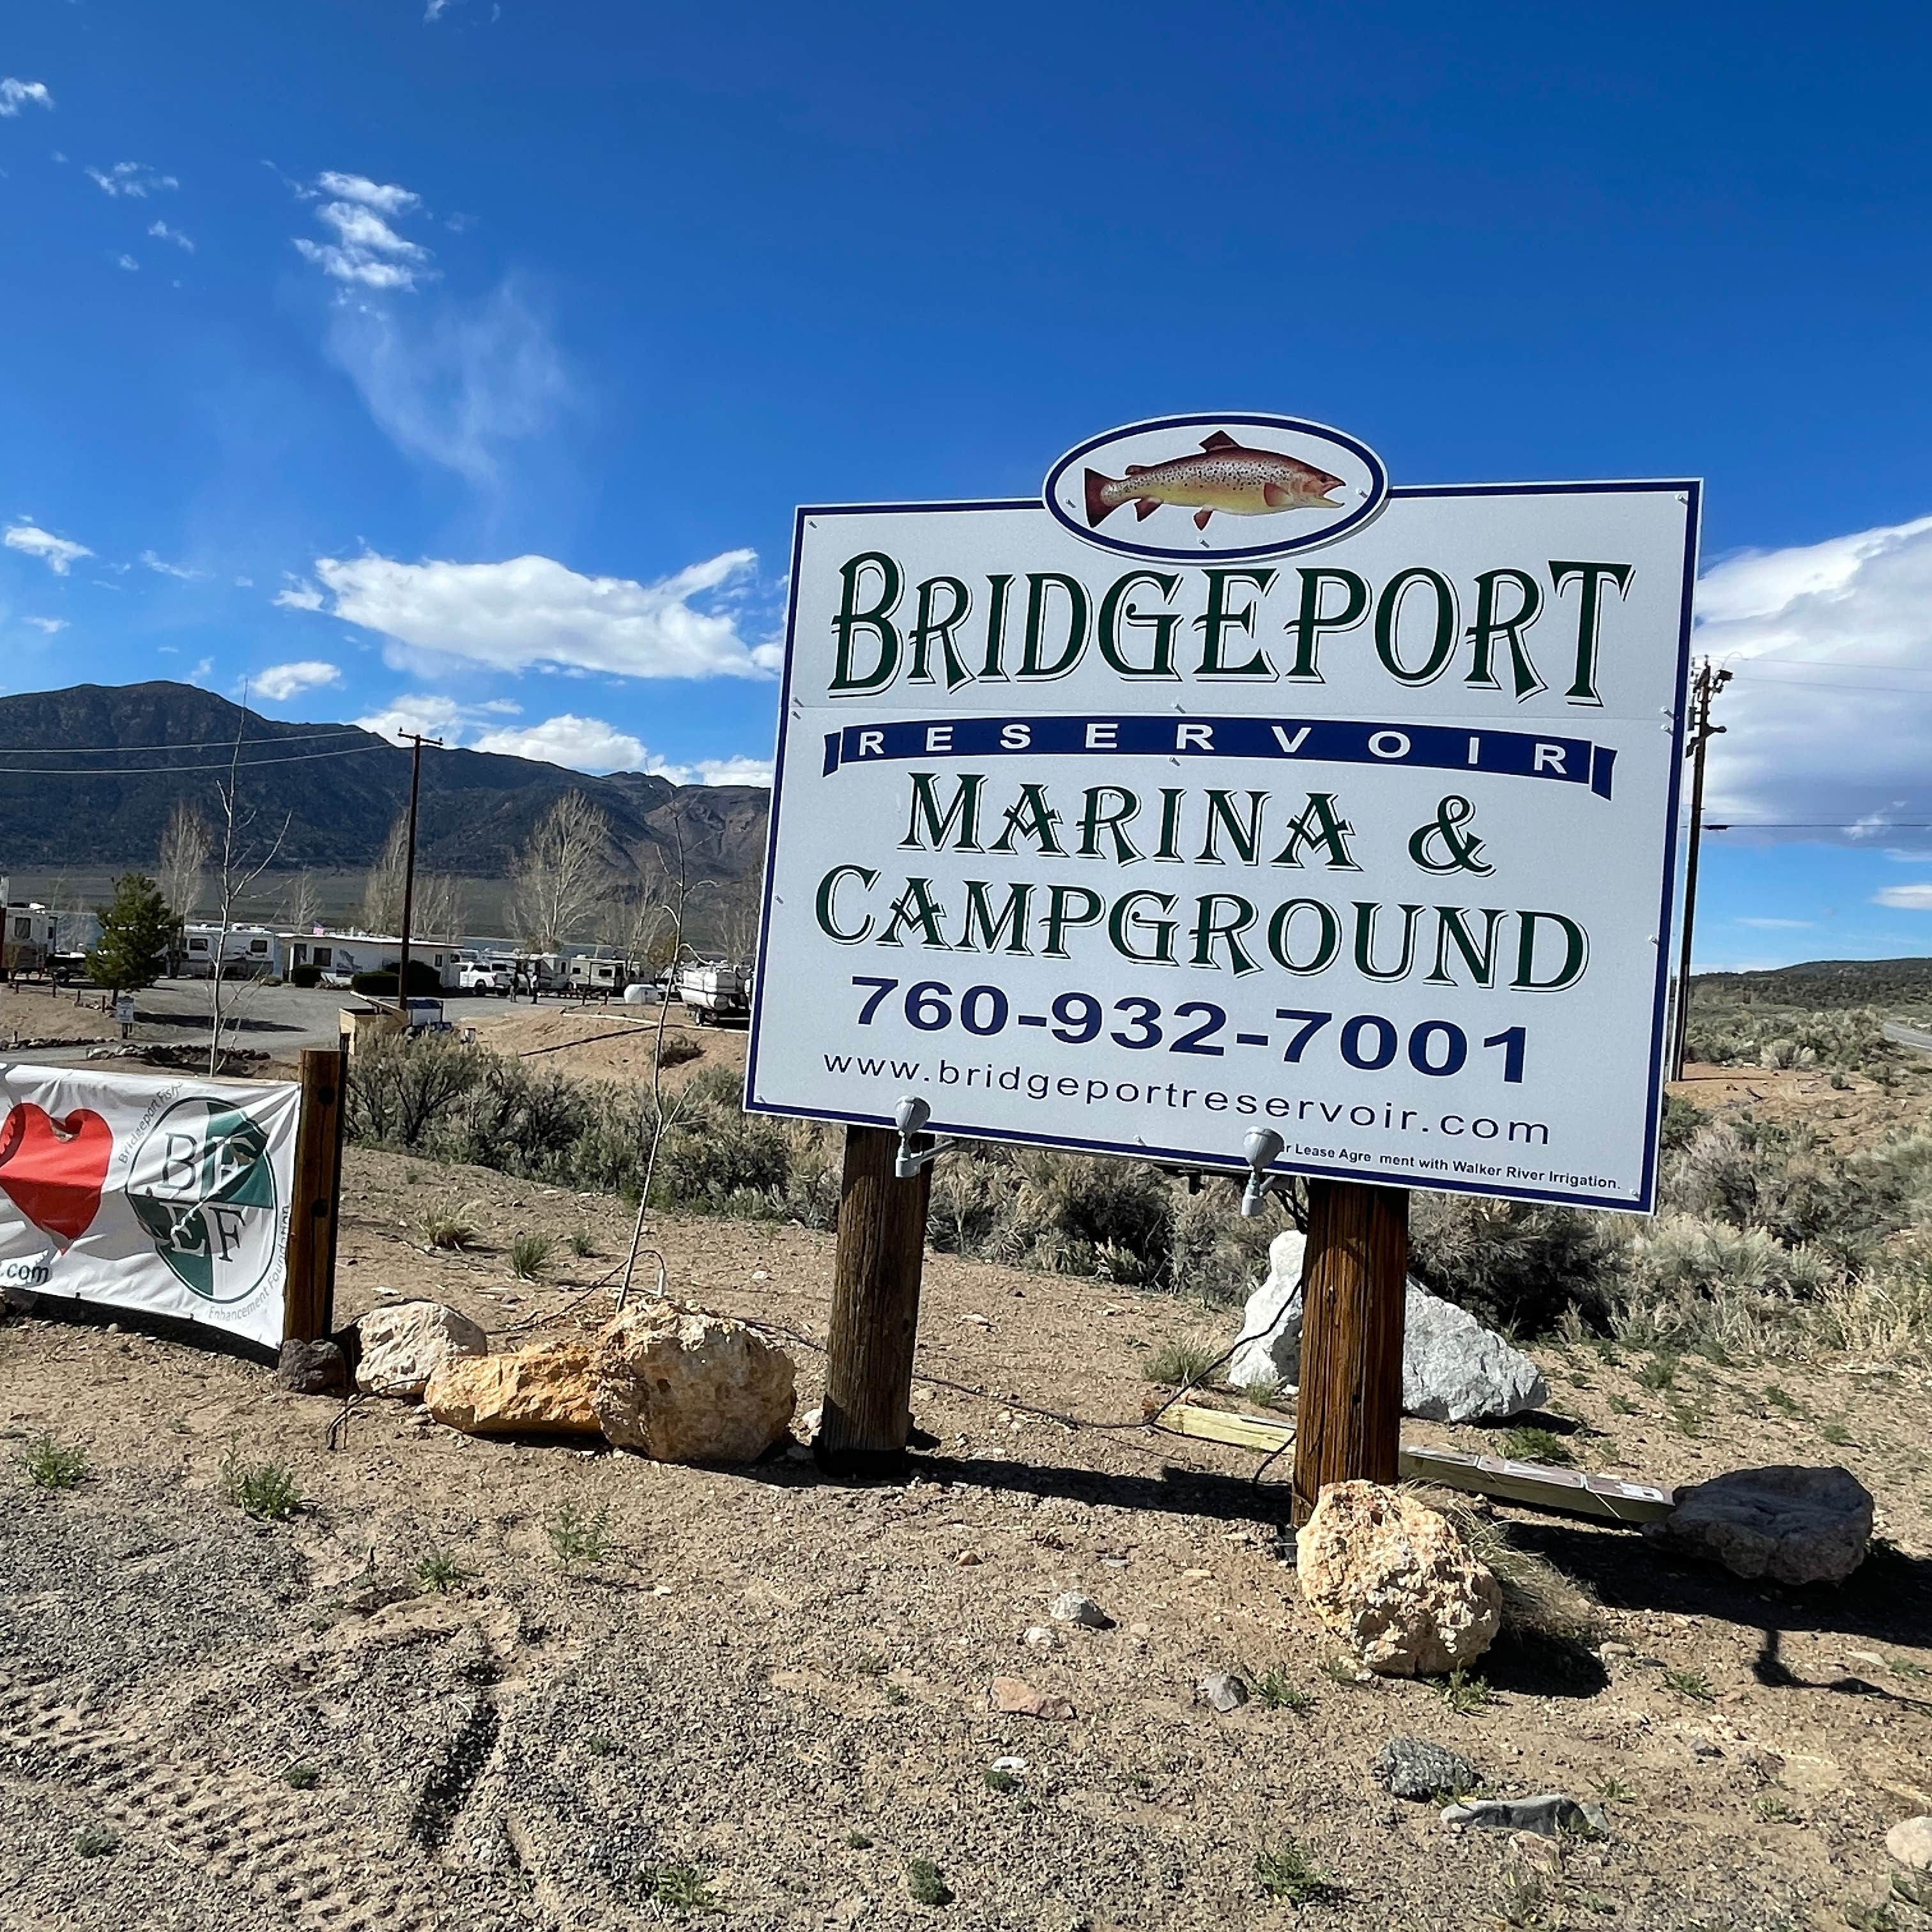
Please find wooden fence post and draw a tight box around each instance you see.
[816,1124,931,1476]
[1291,1177,1409,1524]
[283,1046,347,1343]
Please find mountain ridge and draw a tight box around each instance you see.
[0,682,771,884]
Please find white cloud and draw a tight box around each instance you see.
[471,714,650,772]
[273,579,326,611]
[680,754,775,788]
[4,523,92,575]
[1873,884,1932,912]
[1735,916,1813,930]
[314,172,419,216]
[187,656,213,684]
[302,547,777,680]
[252,660,342,702]
[353,694,475,742]
[140,549,208,580]
[87,160,177,197]
[147,219,193,252]
[319,280,567,486]
[1698,514,1932,843]
[292,171,433,292]
[115,253,139,272]
[0,79,53,116]
[25,617,66,634]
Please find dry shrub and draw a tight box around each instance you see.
[1407,1486,1598,1643]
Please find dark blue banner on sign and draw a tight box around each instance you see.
[822,714,1617,800]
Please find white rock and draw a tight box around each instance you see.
[1227,1229,1547,1422]
[354,1301,488,1399]
[1887,1816,1932,1873]
[1022,1625,1057,1653]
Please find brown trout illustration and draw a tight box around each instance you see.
[1084,431,1346,532]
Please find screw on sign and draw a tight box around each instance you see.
[749,413,1698,1502]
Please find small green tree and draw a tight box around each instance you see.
[87,873,174,996]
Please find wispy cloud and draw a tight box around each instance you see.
[1735,916,1814,930]
[314,172,419,216]
[272,578,325,611]
[0,79,53,116]
[147,219,193,253]
[87,160,178,197]
[253,660,342,702]
[320,280,567,486]
[4,523,93,575]
[25,616,67,634]
[286,547,778,680]
[1873,884,1932,912]
[115,253,139,272]
[140,549,208,581]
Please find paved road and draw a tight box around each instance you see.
[1883,1019,1932,1054]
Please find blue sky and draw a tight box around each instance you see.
[3,1,1930,966]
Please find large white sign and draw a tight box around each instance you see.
[747,414,1698,1212]
[0,1061,300,1351]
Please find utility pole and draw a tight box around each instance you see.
[1671,659,1731,1079]
[394,733,442,1012]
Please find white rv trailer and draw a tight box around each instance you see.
[180,923,287,979]
[283,931,463,990]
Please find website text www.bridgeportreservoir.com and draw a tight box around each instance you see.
[811,1050,1608,1186]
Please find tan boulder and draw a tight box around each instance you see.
[424,1337,601,1436]
[590,1301,795,1464]
[355,1300,488,1399]
[1295,1480,1501,1676]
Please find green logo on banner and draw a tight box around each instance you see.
[127,1098,279,1303]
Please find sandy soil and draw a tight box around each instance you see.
[1674,1059,1932,1156]
[3,1135,1930,1931]
[465,1000,748,1093]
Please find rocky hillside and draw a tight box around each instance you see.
[0,682,769,884]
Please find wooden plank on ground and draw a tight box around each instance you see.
[1151,1400,1675,1526]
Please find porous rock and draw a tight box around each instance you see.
[1372,1736,1482,1801]
[354,1301,487,1399]
[424,1337,601,1436]
[275,1337,347,1396]
[989,1676,1073,1720]
[1296,1481,1501,1676]
[590,1300,795,1464]
[1227,1230,1548,1422]
[1647,1465,1873,1586]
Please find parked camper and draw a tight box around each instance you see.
[676,961,751,1025]
[1,899,56,979]
[567,954,634,995]
[181,924,285,980]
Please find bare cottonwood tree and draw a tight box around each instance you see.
[206,720,291,1077]
[413,870,468,946]
[509,793,615,951]
[280,868,323,937]
[157,801,211,970]
[362,815,409,935]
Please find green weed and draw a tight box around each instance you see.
[1254,1838,1333,1905]
[508,1232,551,1280]
[1139,1335,1222,1387]
[22,1433,89,1489]
[1434,1668,1494,1714]
[1664,1666,1715,1703]
[415,1546,473,1593]
[547,1502,610,1568]
[1503,1426,1575,1466]
[905,1857,953,1906]
[284,1764,321,1790]
[221,1452,301,1521]
[642,1863,716,1913]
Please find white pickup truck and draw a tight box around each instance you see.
[456,960,514,995]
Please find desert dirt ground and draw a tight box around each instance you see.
[4,1112,1931,1932]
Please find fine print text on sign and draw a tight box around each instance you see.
[746,413,1699,1212]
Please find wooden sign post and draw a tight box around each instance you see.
[283,1046,347,1344]
[1291,1177,1409,1524]
[816,1124,932,1476]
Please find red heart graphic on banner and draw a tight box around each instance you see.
[0,1103,113,1246]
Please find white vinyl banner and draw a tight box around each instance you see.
[0,1061,299,1351]
[746,415,1699,1213]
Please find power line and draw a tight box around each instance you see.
[0,744,387,777]
[0,726,373,756]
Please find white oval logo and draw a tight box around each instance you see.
[1044,412,1388,563]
